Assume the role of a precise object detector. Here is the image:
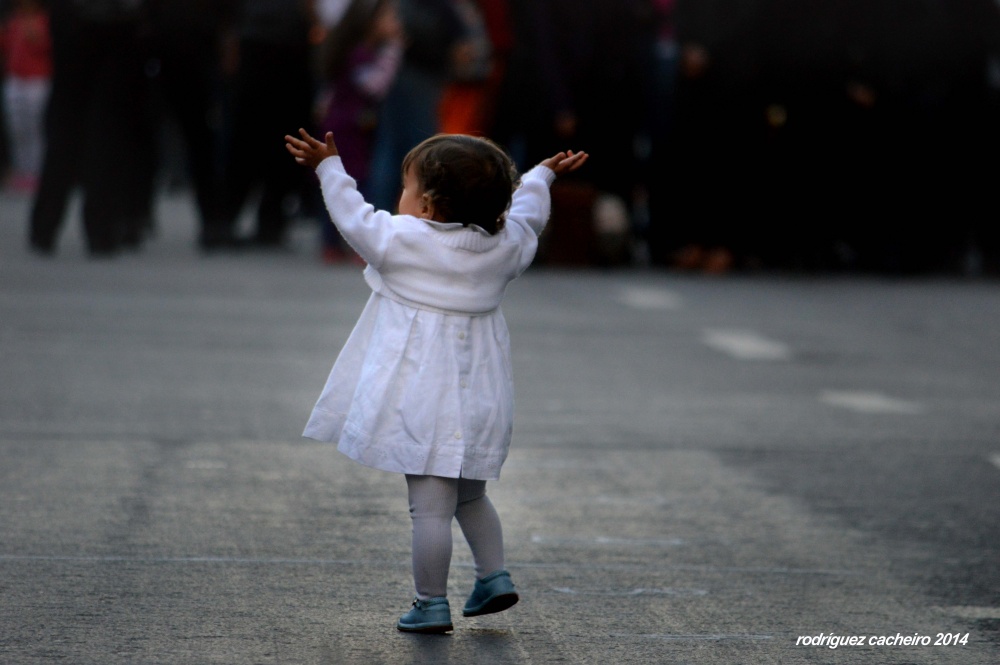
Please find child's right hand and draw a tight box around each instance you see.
[540,150,589,176]
[285,128,339,169]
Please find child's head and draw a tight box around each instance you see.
[400,134,518,235]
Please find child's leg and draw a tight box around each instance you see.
[405,474,458,599]
[455,479,505,579]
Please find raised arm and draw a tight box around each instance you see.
[507,149,590,237]
[286,128,397,267]
[504,149,589,273]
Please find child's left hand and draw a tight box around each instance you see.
[285,128,339,169]
[540,150,589,176]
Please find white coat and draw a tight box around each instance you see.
[303,156,556,480]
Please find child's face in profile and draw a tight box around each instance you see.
[397,166,430,219]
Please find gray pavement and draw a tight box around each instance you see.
[1,188,999,664]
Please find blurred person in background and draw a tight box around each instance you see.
[0,104,7,183]
[493,0,647,266]
[28,0,149,257]
[144,0,235,251]
[748,0,853,273]
[639,0,679,267]
[1,0,51,194]
[820,0,1000,275]
[213,0,319,250]
[313,0,403,264]
[0,0,8,177]
[667,0,763,273]
[436,0,512,137]
[365,0,465,213]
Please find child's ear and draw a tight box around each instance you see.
[420,193,437,220]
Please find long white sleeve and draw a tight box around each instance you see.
[315,156,396,269]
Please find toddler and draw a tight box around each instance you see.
[285,127,587,633]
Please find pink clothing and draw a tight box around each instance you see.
[1,10,52,80]
[320,40,402,184]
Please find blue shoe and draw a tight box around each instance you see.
[462,570,519,617]
[397,597,453,633]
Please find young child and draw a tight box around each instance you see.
[285,127,587,633]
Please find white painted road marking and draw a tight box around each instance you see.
[990,453,1000,472]
[820,390,923,415]
[702,329,792,361]
[617,287,682,310]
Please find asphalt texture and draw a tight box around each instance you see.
[1,188,998,664]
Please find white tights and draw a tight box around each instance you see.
[405,474,505,600]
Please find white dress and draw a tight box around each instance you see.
[302,157,555,481]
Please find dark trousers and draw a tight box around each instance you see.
[151,40,224,241]
[29,19,148,254]
[217,40,313,245]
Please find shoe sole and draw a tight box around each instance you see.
[462,592,519,617]
[397,622,453,634]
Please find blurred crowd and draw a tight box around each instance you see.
[2,0,999,274]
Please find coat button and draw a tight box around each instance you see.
[458,332,466,340]
[454,431,462,439]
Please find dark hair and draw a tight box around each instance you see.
[401,134,518,235]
